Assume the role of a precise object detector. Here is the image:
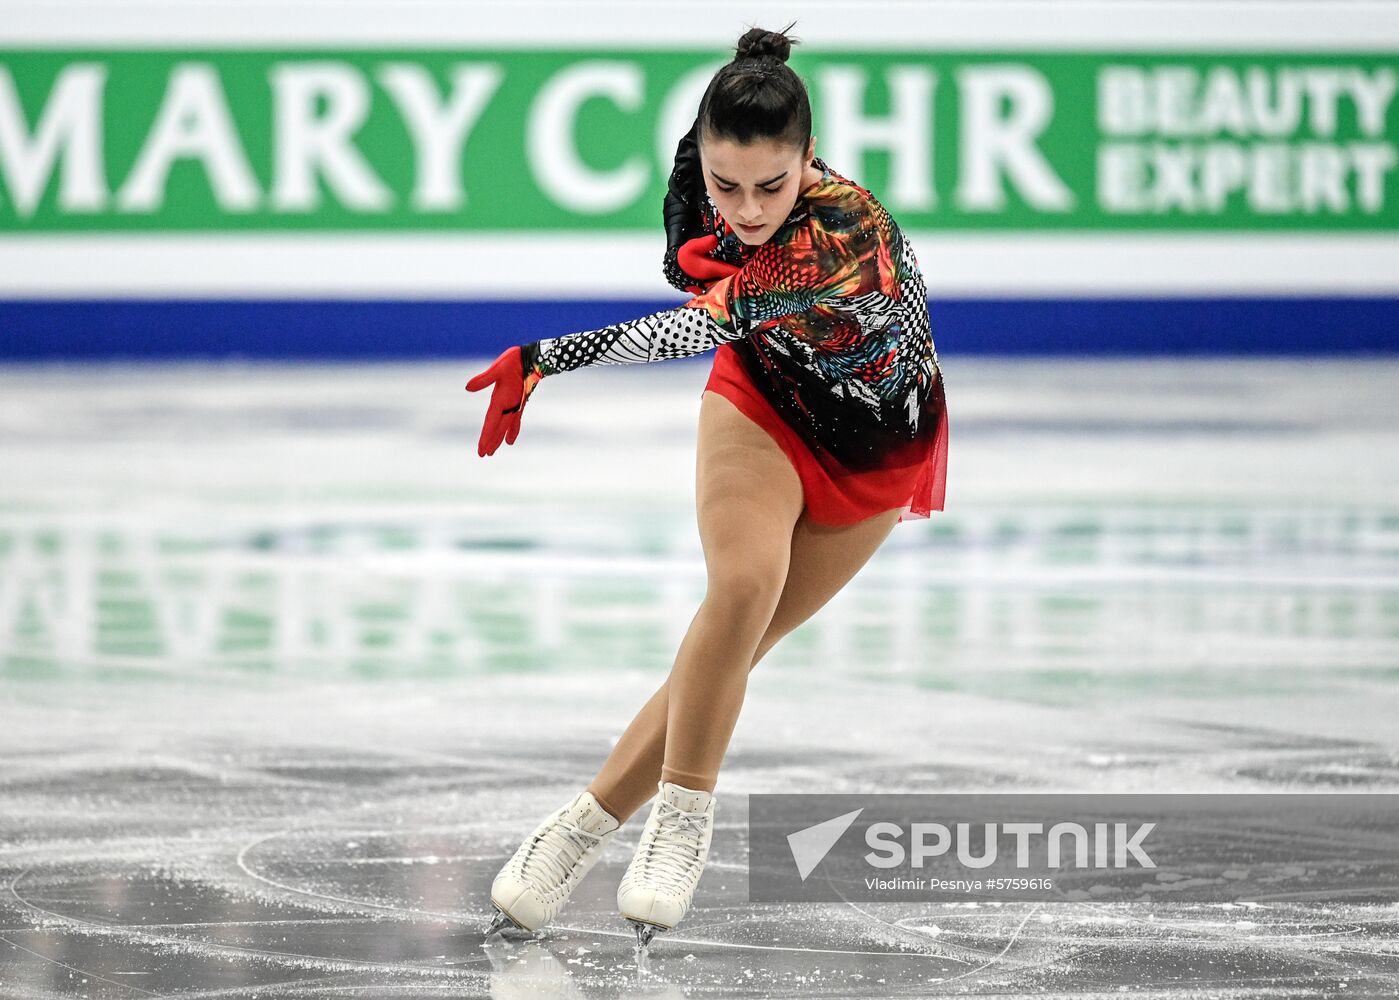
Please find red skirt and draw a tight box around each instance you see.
[702,342,948,527]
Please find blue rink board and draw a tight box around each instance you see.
[1,296,1397,359]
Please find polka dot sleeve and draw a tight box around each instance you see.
[524,301,747,377]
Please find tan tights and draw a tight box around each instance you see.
[585,391,902,824]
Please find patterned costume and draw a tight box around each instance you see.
[519,142,949,525]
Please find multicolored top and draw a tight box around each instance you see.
[519,156,945,477]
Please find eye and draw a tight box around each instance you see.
[717,183,784,194]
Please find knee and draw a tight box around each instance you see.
[703,564,785,630]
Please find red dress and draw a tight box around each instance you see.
[520,156,949,526]
[703,340,948,526]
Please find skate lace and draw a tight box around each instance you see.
[518,817,604,890]
[637,800,708,890]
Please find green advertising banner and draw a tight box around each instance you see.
[0,49,1395,231]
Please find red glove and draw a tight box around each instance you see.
[464,345,542,457]
[676,233,741,287]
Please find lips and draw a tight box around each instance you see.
[736,222,765,233]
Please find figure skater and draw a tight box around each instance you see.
[468,23,948,951]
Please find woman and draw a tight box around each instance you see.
[468,23,948,950]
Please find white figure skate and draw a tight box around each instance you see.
[487,790,619,935]
[616,780,716,950]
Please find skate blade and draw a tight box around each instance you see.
[624,916,670,951]
[485,903,533,938]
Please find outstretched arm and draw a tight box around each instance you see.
[520,302,738,379]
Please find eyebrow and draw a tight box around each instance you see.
[709,170,789,187]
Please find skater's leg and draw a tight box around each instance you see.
[586,677,671,823]
[658,389,804,792]
[585,501,899,822]
[746,505,902,663]
[587,391,902,816]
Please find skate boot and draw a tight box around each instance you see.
[487,790,619,935]
[616,779,716,950]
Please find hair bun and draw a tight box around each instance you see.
[735,25,796,63]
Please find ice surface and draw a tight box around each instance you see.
[1,357,1397,996]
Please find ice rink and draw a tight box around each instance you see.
[2,356,1398,996]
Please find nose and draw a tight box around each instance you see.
[738,192,762,224]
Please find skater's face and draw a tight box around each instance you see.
[700,134,819,246]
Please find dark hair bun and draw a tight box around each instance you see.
[735,24,798,63]
[699,18,811,150]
